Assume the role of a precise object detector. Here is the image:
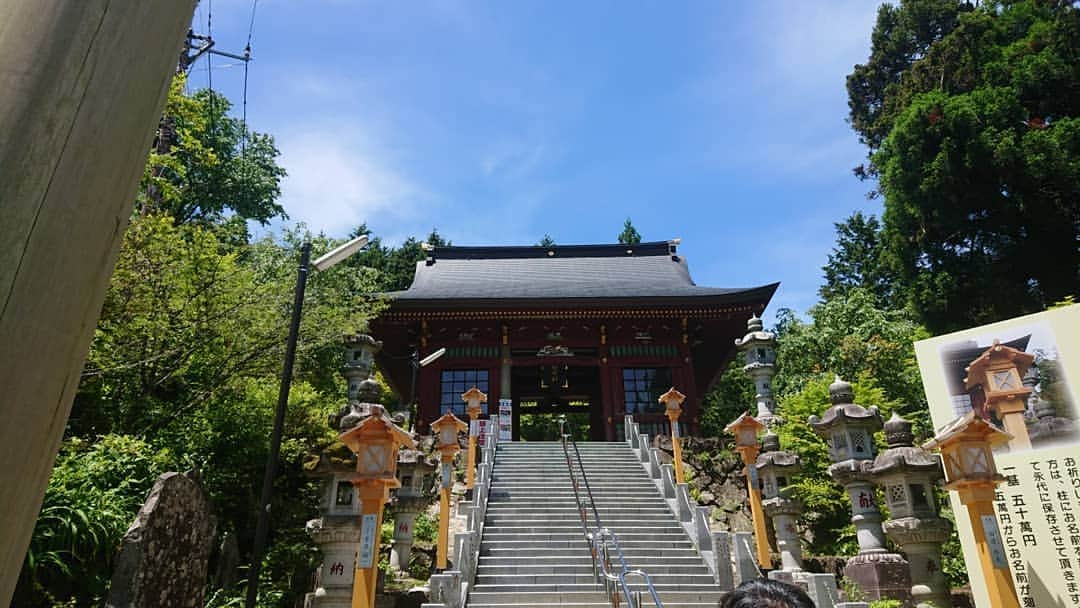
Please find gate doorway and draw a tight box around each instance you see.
[511,364,603,441]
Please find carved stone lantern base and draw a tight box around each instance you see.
[842,552,912,603]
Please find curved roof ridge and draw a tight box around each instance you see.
[432,241,674,260]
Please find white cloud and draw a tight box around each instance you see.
[277,126,421,236]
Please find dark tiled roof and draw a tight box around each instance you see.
[388,241,778,304]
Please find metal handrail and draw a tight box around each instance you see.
[559,416,664,608]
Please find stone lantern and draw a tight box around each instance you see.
[964,339,1034,450]
[431,412,467,571]
[389,448,436,572]
[659,387,687,483]
[343,334,381,404]
[869,413,951,608]
[462,386,487,491]
[924,412,1019,608]
[724,412,771,568]
[808,377,909,602]
[735,315,780,426]
[755,432,804,573]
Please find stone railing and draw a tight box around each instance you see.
[623,415,842,608]
[423,425,497,608]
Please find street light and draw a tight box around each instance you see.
[658,387,687,483]
[338,404,415,608]
[246,235,369,608]
[462,386,487,491]
[725,411,771,568]
[431,412,467,570]
[923,411,1018,608]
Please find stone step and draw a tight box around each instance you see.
[482,543,701,553]
[479,533,682,542]
[466,588,725,604]
[482,524,683,533]
[476,564,711,576]
[480,540,695,552]
[475,572,719,586]
[467,603,719,608]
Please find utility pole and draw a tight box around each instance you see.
[0,1,196,604]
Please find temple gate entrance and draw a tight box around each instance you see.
[511,365,602,441]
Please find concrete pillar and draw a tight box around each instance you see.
[0,2,196,603]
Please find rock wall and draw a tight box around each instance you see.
[652,436,756,533]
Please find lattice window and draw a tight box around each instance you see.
[851,431,868,455]
[622,368,672,414]
[440,369,489,416]
[888,484,907,508]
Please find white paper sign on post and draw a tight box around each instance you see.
[357,513,378,568]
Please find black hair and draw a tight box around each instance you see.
[721,578,816,608]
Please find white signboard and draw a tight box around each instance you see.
[357,513,378,568]
[498,399,513,441]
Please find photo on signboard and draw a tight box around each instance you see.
[936,320,1077,453]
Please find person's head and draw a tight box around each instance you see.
[721,578,816,608]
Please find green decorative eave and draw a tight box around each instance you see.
[444,346,500,359]
[610,344,679,359]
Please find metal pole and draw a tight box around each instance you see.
[246,241,311,608]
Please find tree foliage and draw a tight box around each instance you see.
[848,0,1080,331]
[141,75,287,230]
[819,212,898,307]
[617,218,643,245]
[17,79,444,607]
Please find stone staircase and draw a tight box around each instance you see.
[466,441,726,608]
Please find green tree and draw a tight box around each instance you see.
[819,212,898,307]
[848,1,1080,331]
[774,289,932,436]
[141,75,287,231]
[617,218,642,245]
[537,234,556,247]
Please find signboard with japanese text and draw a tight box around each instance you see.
[499,399,513,441]
[915,305,1080,607]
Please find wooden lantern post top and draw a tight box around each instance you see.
[725,411,766,460]
[431,412,468,460]
[338,405,416,491]
[923,411,1012,498]
[963,339,1035,404]
[461,386,488,421]
[659,387,686,421]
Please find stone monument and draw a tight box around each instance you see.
[105,472,216,608]
[735,315,780,427]
[869,413,952,608]
[808,377,910,603]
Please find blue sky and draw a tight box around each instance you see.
[192,1,883,317]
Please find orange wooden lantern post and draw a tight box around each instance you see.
[462,386,487,491]
[338,405,416,608]
[964,339,1035,451]
[924,412,1019,608]
[659,387,687,483]
[725,412,771,568]
[431,412,468,570]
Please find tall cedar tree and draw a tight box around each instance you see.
[617,218,643,245]
[847,0,1080,332]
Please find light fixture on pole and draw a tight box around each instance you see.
[246,235,368,608]
[658,387,687,483]
[338,405,415,608]
[923,411,1018,608]
[430,412,467,571]
[725,411,771,568]
[462,386,488,492]
[403,347,446,429]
